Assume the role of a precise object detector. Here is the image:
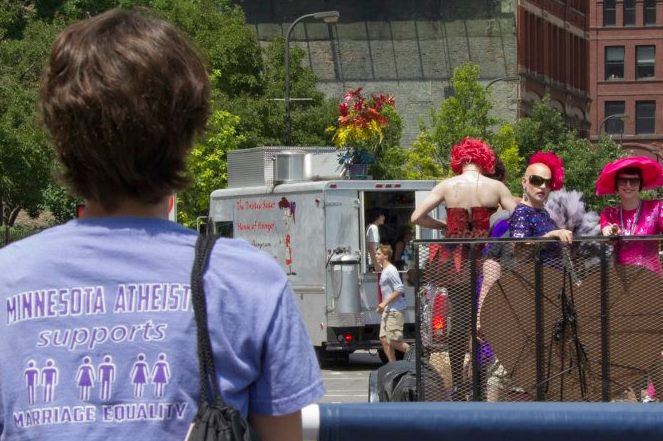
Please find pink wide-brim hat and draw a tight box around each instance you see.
[595,156,663,196]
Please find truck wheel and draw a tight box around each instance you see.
[315,347,350,368]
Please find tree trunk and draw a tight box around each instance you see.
[8,206,20,227]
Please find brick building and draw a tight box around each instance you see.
[589,0,663,157]
[235,0,590,146]
[518,0,590,134]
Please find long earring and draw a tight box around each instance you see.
[522,190,528,202]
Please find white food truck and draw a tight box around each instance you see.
[208,147,441,362]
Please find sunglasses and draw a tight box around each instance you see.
[617,177,641,187]
[528,175,552,188]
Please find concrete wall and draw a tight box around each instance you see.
[236,0,519,147]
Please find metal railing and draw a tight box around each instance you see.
[0,226,41,248]
[305,402,663,441]
[414,235,663,402]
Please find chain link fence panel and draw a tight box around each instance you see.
[415,235,663,403]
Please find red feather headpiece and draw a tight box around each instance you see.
[529,151,565,191]
[450,137,496,175]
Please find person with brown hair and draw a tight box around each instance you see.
[0,9,323,441]
[375,245,410,362]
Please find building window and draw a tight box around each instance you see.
[644,0,657,26]
[636,46,656,79]
[604,101,625,134]
[636,101,656,134]
[604,0,616,26]
[605,46,624,80]
[624,0,636,25]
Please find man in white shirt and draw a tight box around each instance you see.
[366,208,385,271]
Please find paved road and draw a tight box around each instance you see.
[319,350,382,403]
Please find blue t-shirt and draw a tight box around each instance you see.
[0,217,324,440]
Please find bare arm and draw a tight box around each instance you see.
[477,258,502,331]
[376,290,405,313]
[411,184,447,229]
[498,182,517,212]
[250,411,302,441]
[367,242,380,271]
[600,207,619,236]
[543,229,574,244]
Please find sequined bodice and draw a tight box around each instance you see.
[446,207,497,238]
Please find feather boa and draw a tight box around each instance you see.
[545,189,604,268]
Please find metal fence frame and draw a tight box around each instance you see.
[414,235,663,402]
[1,226,42,248]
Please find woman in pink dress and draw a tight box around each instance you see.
[596,156,663,274]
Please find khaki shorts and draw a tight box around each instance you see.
[380,310,405,341]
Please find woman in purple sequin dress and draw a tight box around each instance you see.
[510,152,573,251]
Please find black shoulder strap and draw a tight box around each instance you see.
[191,234,224,405]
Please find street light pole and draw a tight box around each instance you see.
[284,11,340,145]
[444,75,520,98]
[598,113,628,147]
[598,113,628,134]
[485,75,521,89]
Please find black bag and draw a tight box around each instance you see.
[185,234,261,441]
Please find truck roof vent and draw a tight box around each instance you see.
[274,151,307,184]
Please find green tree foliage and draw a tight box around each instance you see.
[513,97,624,211]
[514,95,568,161]
[552,135,624,211]
[403,130,444,180]
[369,105,406,180]
[411,63,497,172]
[152,0,263,97]
[407,63,623,212]
[222,36,336,148]
[41,182,81,224]
[406,62,519,184]
[1,1,337,226]
[177,110,244,228]
[0,13,62,225]
[491,124,524,193]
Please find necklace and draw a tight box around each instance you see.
[619,201,642,236]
